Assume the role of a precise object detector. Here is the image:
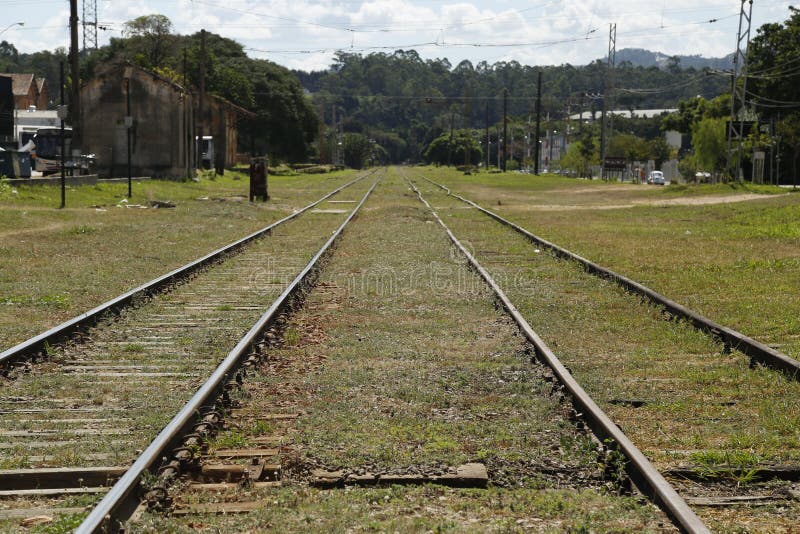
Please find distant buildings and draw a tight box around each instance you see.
[568,109,677,121]
[1,73,50,111]
[81,63,252,178]
[0,73,51,148]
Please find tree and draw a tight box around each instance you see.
[608,133,650,161]
[560,141,592,177]
[342,133,373,169]
[691,117,726,173]
[748,7,800,183]
[248,59,318,162]
[423,130,482,166]
[122,14,176,68]
[648,136,673,167]
[0,41,19,72]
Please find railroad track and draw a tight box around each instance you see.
[420,175,800,380]
[3,170,795,531]
[410,173,800,531]
[0,171,381,530]
[106,174,690,532]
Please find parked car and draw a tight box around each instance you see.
[647,170,665,185]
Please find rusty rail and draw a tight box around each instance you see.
[421,176,800,380]
[0,171,374,372]
[409,178,709,533]
[77,176,381,533]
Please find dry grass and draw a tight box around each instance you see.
[423,167,800,360]
[412,169,800,530]
[134,169,671,532]
[0,170,363,349]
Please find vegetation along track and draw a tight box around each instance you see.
[0,170,375,372]
[125,171,674,532]
[0,172,380,531]
[414,173,800,531]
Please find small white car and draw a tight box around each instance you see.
[647,170,665,185]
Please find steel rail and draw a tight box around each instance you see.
[0,171,374,370]
[78,175,381,533]
[409,179,709,534]
[422,176,800,380]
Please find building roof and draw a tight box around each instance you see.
[36,77,46,93]
[1,73,36,96]
[207,93,256,118]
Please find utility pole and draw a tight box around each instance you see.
[331,105,336,164]
[69,0,81,150]
[496,127,501,169]
[197,29,206,169]
[726,0,753,182]
[125,78,132,198]
[182,48,191,179]
[59,61,65,208]
[448,110,454,166]
[485,101,489,169]
[464,85,472,168]
[534,71,542,175]
[601,23,616,180]
[502,88,508,171]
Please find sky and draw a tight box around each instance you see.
[0,0,795,72]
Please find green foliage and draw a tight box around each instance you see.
[730,8,800,182]
[342,133,373,169]
[121,14,176,69]
[607,133,650,161]
[423,130,482,166]
[304,50,728,164]
[691,117,727,173]
[560,129,599,177]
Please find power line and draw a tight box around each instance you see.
[746,89,800,106]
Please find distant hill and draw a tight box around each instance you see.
[613,48,734,70]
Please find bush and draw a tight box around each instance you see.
[297,165,330,174]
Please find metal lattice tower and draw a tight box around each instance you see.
[82,0,98,52]
[600,23,616,179]
[727,0,753,181]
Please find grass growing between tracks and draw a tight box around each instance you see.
[0,170,363,349]
[424,166,800,360]
[136,170,672,532]
[0,181,381,533]
[415,178,800,531]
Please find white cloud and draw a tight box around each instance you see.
[1,0,795,71]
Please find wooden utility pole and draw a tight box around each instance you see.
[484,101,489,169]
[59,61,65,208]
[448,110,454,166]
[197,29,206,169]
[534,71,542,175]
[502,88,508,171]
[69,0,81,149]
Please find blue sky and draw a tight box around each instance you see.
[0,0,795,71]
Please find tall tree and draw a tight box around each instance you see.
[748,7,800,183]
[122,14,176,69]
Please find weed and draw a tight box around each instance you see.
[65,224,98,235]
[251,419,276,435]
[690,450,763,484]
[212,431,249,449]
[283,326,300,346]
